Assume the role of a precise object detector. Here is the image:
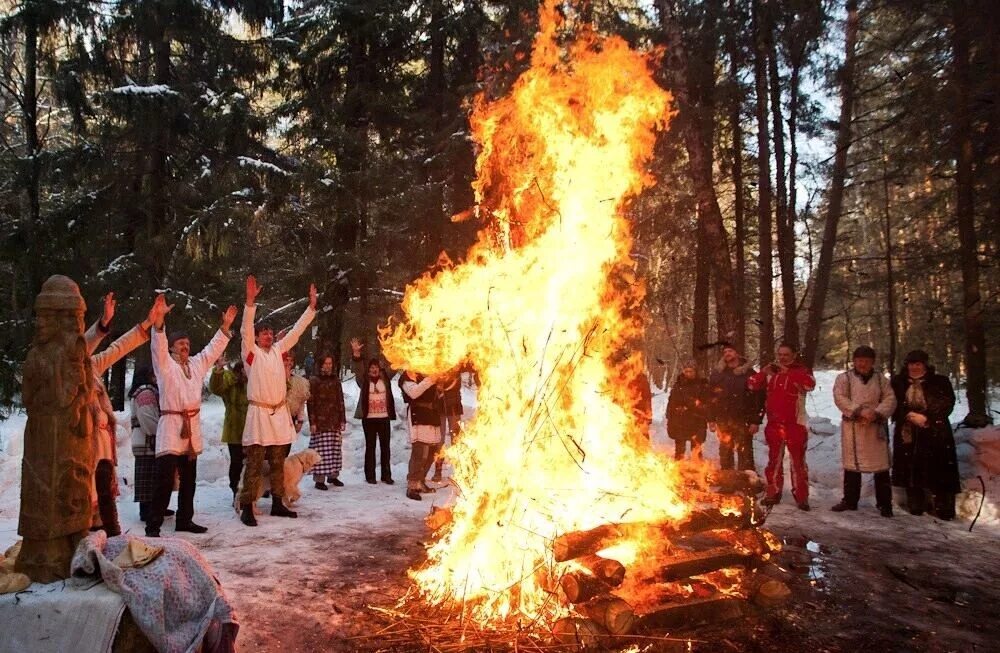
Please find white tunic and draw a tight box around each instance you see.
[241,303,316,447]
[402,377,443,445]
[151,326,232,456]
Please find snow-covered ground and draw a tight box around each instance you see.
[0,369,997,650]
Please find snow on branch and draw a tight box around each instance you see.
[97,253,135,279]
[109,84,181,98]
[238,156,289,176]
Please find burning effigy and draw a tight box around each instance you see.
[376,0,781,647]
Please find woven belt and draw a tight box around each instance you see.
[161,408,200,439]
[249,399,285,415]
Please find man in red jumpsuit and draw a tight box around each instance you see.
[749,343,816,510]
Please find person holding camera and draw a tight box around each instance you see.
[748,342,816,510]
[831,346,897,517]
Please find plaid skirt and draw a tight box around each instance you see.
[310,430,343,476]
[134,454,157,503]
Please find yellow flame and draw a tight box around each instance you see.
[380,0,680,626]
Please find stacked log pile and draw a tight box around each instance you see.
[551,470,787,647]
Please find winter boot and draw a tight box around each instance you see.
[329,476,344,487]
[432,460,444,483]
[270,495,298,518]
[96,465,121,537]
[796,502,811,512]
[879,506,894,518]
[175,521,208,534]
[761,495,781,507]
[315,481,329,491]
[830,501,857,512]
[406,489,422,501]
[139,502,150,522]
[240,503,258,527]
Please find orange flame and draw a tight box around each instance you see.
[380,0,678,626]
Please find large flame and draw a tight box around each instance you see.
[380,1,680,626]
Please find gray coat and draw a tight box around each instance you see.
[833,370,897,472]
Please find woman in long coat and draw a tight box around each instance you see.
[667,362,710,461]
[130,366,161,522]
[891,349,960,520]
[308,354,347,489]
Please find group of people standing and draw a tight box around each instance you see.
[114,276,319,536]
[347,338,464,501]
[666,343,962,520]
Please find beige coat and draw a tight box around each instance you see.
[833,370,897,472]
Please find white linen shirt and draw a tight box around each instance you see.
[152,326,231,456]
[241,303,316,447]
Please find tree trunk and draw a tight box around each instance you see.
[950,0,990,426]
[425,0,447,258]
[880,141,898,373]
[766,5,798,350]
[752,0,774,361]
[22,8,42,299]
[802,0,859,367]
[725,0,746,354]
[693,212,710,369]
[656,0,737,342]
[786,46,804,349]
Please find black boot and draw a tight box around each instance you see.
[139,502,150,523]
[96,461,121,537]
[240,503,258,527]
[270,495,298,518]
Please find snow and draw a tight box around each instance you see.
[238,156,289,176]
[0,369,996,648]
[109,84,180,98]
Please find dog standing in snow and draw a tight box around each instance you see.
[235,448,322,513]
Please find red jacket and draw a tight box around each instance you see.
[748,363,816,425]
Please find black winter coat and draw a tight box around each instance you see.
[667,375,709,441]
[890,370,961,495]
[707,359,765,426]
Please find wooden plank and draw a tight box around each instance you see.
[654,546,755,582]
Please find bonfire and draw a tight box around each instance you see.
[376,1,780,646]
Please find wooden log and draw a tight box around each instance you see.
[707,469,765,495]
[553,524,624,562]
[553,509,751,562]
[551,617,607,648]
[753,579,791,608]
[575,595,637,636]
[561,571,613,604]
[576,555,626,587]
[636,596,748,631]
[655,546,755,582]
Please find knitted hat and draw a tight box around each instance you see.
[903,349,929,365]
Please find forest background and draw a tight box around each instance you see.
[0,0,996,426]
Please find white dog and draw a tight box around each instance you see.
[235,448,322,513]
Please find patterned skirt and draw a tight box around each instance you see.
[309,431,343,476]
[134,454,157,503]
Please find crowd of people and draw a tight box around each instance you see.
[664,342,961,520]
[80,281,960,542]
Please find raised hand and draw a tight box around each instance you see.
[308,283,318,310]
[148,294,174,329]
[221,304,238,332]
[246,275,262,306]
[101,292,116,327]
[350,338,364,357]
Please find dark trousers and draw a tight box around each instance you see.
[95,460,120,536]
[717,422,756,471]
[673,438,703,461]
[905,486,955,519]
[227,443,245,495]
[148,454,197,531]
[363,418,392,481]
[843,470,892,509]
[407,442,436,489]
